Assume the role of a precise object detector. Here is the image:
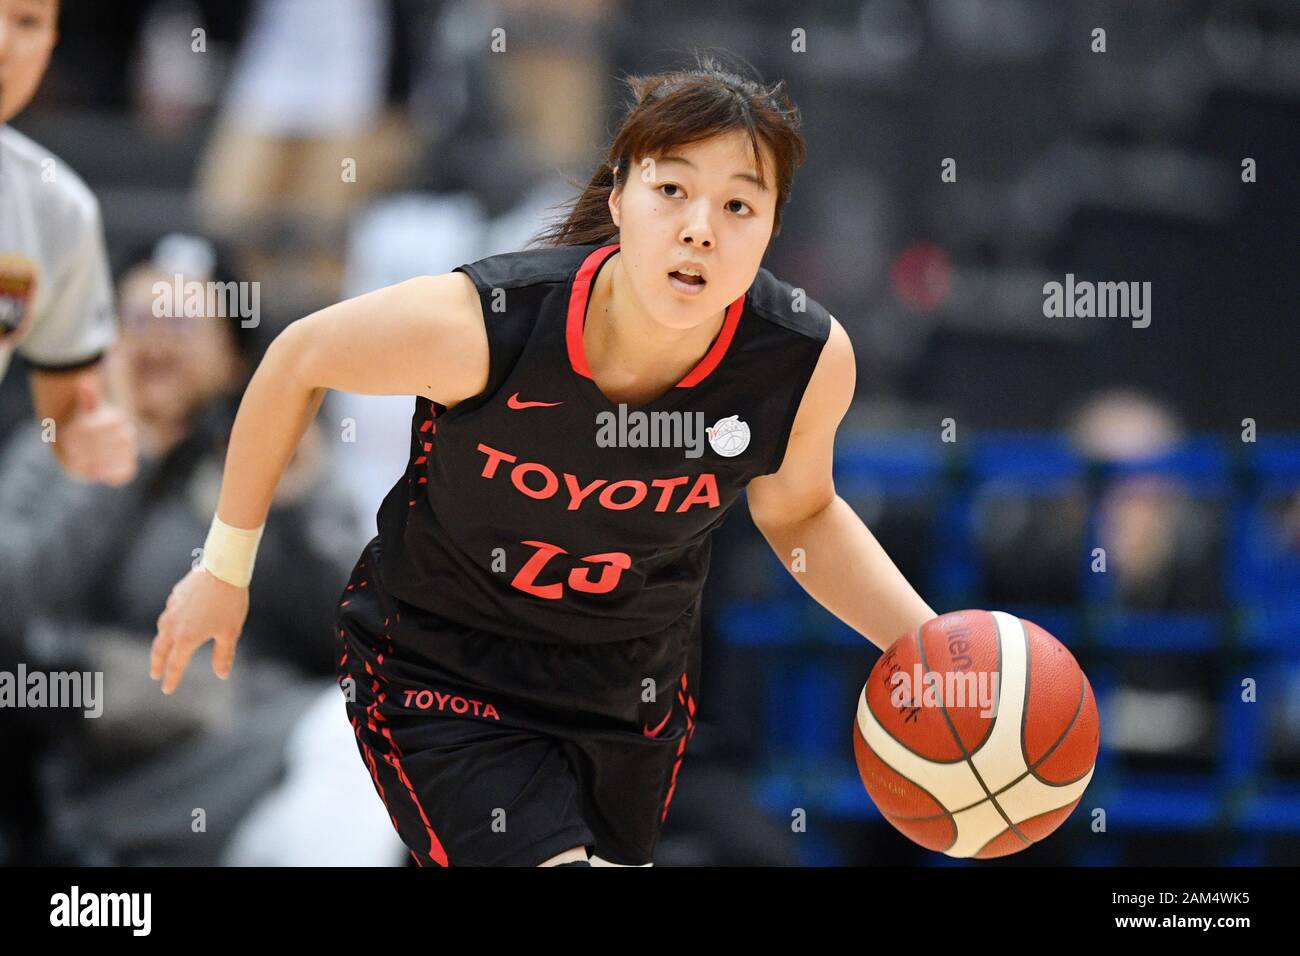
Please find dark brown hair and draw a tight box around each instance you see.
[532,51,806,248]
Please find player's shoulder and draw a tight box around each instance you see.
[454,242,598,294]
[744,264,834,344]
[0,125,104,235]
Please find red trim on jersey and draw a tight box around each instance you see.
[565,244,619,380]
[566,243,745,389]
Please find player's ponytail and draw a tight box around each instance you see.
[532,49,807,248]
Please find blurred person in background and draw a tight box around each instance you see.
[194,0,417,305]
[0,233,364,864]
[24,0,251,117]
[0,0,137,484]
[1068,387,1221,611]
[492,0,612,181]
[976,387,1221,612]
[0,0,135,864]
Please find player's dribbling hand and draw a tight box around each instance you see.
[59,378,139,486]
[151,566,250,695]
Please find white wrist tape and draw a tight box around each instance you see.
[201,514,265,587]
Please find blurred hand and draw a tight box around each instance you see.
[59,378,139,485]
[151,566,250,695]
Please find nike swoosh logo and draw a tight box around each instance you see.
[642,708,672,738]
[507,392,564,409]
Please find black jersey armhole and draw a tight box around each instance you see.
[448,251,589,418]
[762,338,826,476]
[446,263,497,418]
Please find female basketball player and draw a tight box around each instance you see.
[152,56,937,866]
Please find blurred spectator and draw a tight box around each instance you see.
[975,480,1088,608]
[974,388,1221,611]
[0,233,363,863]
[194,0,417,304]
[1068,388,1222,610]
[31,0,252,113]
[490,0,615,182]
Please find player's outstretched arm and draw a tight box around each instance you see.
[746,318,936,652]
[150,272,487,694]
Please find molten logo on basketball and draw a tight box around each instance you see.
[706,415,750,457]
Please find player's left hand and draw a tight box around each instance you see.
[58,378,139,486]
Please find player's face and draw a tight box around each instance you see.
[0,0,57,124]
[609,130,777,328]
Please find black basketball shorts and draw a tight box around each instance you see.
[333,538,700,867]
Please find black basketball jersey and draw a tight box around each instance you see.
[374,242,831,649]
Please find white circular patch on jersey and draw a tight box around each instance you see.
[707,415,751,457]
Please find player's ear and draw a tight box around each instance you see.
[608,181,622,230]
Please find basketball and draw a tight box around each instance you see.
[853,610,1100,858]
